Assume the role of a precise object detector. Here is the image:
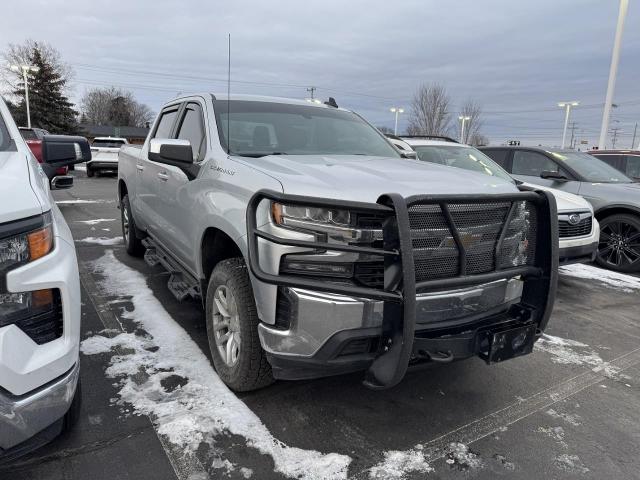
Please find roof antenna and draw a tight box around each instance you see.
[227,33,231,155]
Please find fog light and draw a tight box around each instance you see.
[281,259,353,277]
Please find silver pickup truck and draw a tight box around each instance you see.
[117,94,558,391]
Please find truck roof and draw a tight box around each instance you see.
[170,93,349,111]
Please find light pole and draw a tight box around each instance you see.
[390,107,404,135]
[458,116,471,143]
[558,101,579,149]
[10,64,40,128]
[599,0,629,150]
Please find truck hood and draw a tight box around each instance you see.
[243,155,519,202]
[0,151,43,224]
[521,183,592,213]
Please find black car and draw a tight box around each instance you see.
[480,146,640,273]
[588,150,640,182]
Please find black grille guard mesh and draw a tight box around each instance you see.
[246,187,558,389]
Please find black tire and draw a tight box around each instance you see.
[596,213,640,273]
[121,194,145,257]
[205,258,273,391]
[63,378,82,431]
[86,167,95,178]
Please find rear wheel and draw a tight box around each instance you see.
[121,194,144,256]
[205,258,273,391]
[596,214,640,272]
[86,167,94,178]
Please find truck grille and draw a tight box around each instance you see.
[408,201,537,283]
[558,216,592,238]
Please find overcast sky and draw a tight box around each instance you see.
[1,0,638,147]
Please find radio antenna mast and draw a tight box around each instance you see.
[227,33,231,155]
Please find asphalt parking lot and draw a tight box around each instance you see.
[3,170,640,480]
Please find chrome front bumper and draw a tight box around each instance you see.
[258,278,523,358]
[0,361,79,451]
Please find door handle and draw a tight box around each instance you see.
[157,172,169,181]
[136,164,144,172]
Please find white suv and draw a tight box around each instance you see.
[0,98,90,461]
[396,136,600,265]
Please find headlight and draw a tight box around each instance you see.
[271,202,379,243]
[0,213,53,272]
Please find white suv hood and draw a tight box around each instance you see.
[0,152,43,223]
[521,182,592,213]
[243,155,519,202]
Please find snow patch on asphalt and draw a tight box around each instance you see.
[445,442,483,470]
[560,264,640,292]
[546,408,582,426]
[81,250,351,480]
[75,218,116,225]
[537,426,568,448]
[369,446,433,479]
[534,334,628,380]
[56,199,111,205]
[77,236,123,246]
[555,454,589,474]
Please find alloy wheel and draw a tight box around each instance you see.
[211,285,241,367]
[598,220,640,268]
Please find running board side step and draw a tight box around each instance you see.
[142,238,201,301]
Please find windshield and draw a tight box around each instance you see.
[412,145,514,183]
[215,100,401,158]
[92,139,126,148]
[549,150,632,183]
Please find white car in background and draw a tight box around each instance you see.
[0,98,90,461]
[392,136,600,265]
[87,136,129,177]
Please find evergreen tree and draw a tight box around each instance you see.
[11,46,78,134]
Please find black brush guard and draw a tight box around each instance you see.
[247,187,558,390]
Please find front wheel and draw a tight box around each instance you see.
[596,214,640,272]
[86,167,94,178]
[205,258,273,391]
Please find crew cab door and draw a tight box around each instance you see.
[154,101,208,269]
[136,105,180,233]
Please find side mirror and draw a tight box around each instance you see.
[540,170,568,181]
[41,135,91,180]
[402,151,418,160]
[51,175,74,190]
[148,139,193,167]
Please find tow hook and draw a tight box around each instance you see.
[427,350,455,363]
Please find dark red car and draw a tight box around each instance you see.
[19,127,68,176]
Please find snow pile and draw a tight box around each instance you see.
[369,446,432,479]
[56,199,106,205]
[75,218,115,225]
[534,334,627,380]
[537,426,568,449]
[555,454,589,474]
[560,264,640,292]
[77,236,123,246]
[445,442,483,470]
[81,251,351,480]
[546,408,582,426]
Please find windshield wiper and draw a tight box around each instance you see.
[233,152,288,158]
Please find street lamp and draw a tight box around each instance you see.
[599,0,629,149]
[10,64,40,128]
[558,101,579,149]
[458,116,471,143]
[390,107,404,135]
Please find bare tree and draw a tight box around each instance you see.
[80,87,154,127]
[469,133,490,146]
[407,83,452,136]
[1,39,73,97]
[457,99,484,144]
[376,126,394,135]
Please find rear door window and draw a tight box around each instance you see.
[482,149,510,169]
[153,107,179,139]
